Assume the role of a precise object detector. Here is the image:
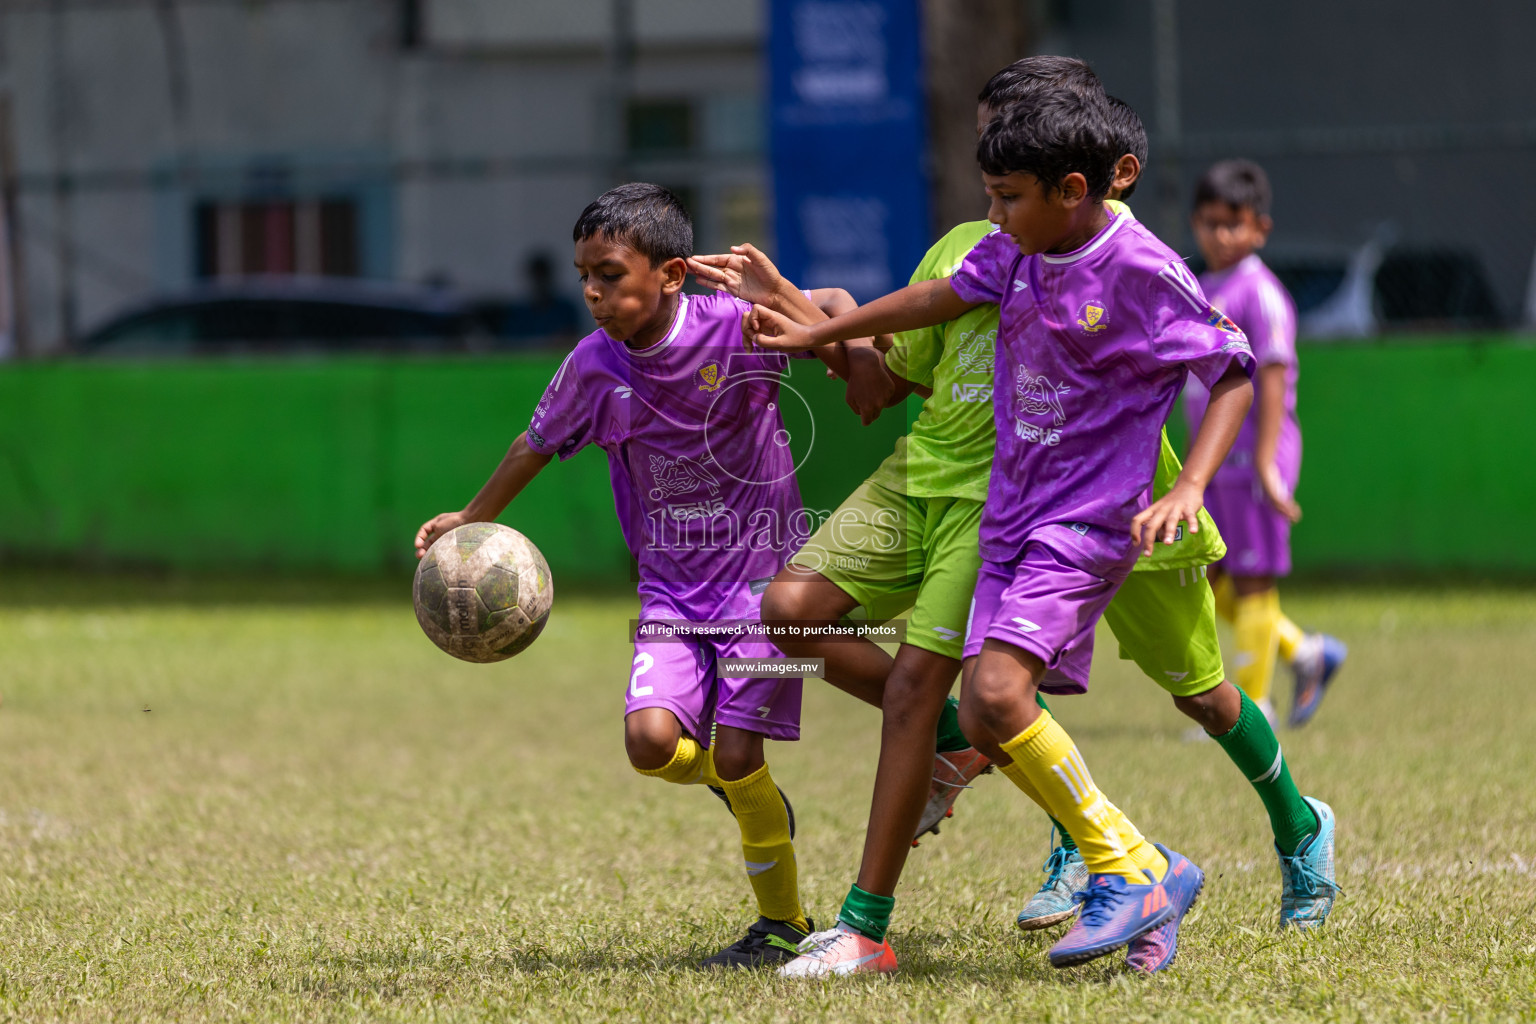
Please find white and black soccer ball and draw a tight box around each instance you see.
[412,523,554,663]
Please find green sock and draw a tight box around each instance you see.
[935,695,971,753]
[1211,688,1319,854]
[1032,693,1077,851]
[838,883,896,942]
[1052,820,1078,852]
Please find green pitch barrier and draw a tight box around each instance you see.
[1,336,1531,579]
[0,354,911,581]
[1164,335,1536,575]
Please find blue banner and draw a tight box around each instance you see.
[768,0,929,302]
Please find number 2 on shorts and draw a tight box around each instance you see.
[629,653,655,697]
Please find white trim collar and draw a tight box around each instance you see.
[623,293,689,360]
[1041,211,1127,266]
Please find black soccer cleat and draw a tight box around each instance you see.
[699,915,814,969]
[708,783,797,840]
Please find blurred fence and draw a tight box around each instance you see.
[1,338,1534,581]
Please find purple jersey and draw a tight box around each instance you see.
[1184,254,1301,488]
[950,214,1255,574]
[527,293,810,619]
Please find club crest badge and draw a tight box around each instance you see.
[694,361,725,392]
[1076,302,1109,333]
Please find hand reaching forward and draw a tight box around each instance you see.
[1129,478,1206,558]
[688,243,786,307]
[740,304,818,352]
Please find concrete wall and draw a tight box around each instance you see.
[5,0,1532,353]
[0,0,768,353]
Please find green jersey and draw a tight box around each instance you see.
[871,220,998,503]
[870,211,1224,571]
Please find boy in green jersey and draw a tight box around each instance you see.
[691,58,1337,977]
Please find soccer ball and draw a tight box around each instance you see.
[412,523,554,663]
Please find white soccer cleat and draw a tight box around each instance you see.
[777,923,897,978]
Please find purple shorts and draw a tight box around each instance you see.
[962,545,1127,695]
[626,584,802,744]
[1207,482,1292,577]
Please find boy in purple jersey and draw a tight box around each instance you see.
[1183,160,1347,728]
[742,91,1256,970]
[414,184,860,970]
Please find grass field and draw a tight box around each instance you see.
[1,573,1533,1022]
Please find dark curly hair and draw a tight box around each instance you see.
[572,183,693,266]
[977,88,1118,202]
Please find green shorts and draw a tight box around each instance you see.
[1102,563,1225,697]
[791,478,982,661]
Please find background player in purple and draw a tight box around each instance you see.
[741,91,1256,971]
[413,183,859,969]
[1183,160,1347,728]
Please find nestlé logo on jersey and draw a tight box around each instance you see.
[949,330,996,404]
[647,453,725,521]
[1012,365,1070,447]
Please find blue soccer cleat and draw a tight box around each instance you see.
[1047,863,1181,968]
[1125,844,1205,973]
[1017,841,1088,931]
[1289,634,1347,728]
[1279,796,1340,929]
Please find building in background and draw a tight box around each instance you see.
[1039,0,1536,333]
[0,0,769,354]
[2,0,1534,355]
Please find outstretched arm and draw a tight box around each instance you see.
[688,243,801,312]
[745,278,977,352]
[801,286,854,381]
[765,285,904,424]
[414,431,553,558]
[804,287,900,423]
[690,244,901,422]
[1130,364,1253,556]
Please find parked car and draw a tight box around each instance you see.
[1185,224,1507,339]
[1278,234,1503,339]
[79,278,490,356]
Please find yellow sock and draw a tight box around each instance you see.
[1212,573,1236,623]
[631,736,722,787]
[996,758,1044,804]
[1232,589,1281,703]
[719,764,808,930]
[1275,608,1305,664]
[999,711,1166,883]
